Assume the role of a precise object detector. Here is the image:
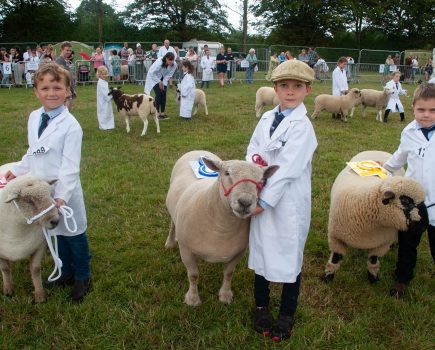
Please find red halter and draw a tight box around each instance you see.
[221,178,265,197]
[251,154,268,166]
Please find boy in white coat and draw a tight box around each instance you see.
[332,56,348,119]
[383,70,407,122]
[178,60,196,119]
[96,66,115,130]
[5,63,91,303]
[246,60,317,341]
[200,48,213,88]
[383,83,435,298]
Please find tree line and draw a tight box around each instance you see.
[0,0,433,50]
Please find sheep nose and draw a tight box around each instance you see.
[237,198,253,210]
[50,219,59,228]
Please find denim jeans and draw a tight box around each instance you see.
[246,66,255,84]
[57,232,91,281]
[153,83,167,113]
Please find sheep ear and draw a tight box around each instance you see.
[202,157,221,172]
[382,190,395,205]
[47,179,58,186]
[5,191,19,203]
[263,165,280,179]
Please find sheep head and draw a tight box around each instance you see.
[108,87,123,99]
[379,177,428,233]
[383,87,393,96]
[4,175,60,229]
[203,157,279,219]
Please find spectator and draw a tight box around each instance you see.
[110,49,121,81]
[297,48,309,64]
[91,47,105,74]
[314,56,329,81]
[265,52,279,81]
[148,43,159,63]
[46,44,56,61]
[246,48,258,84]
[158,39,177,59]
[424,58,433,81]
[278,51,287,63]
[127,48,135,81]
[172,45,182,86]
[1,50,11,86]
[200,48,213,88]
[411,56,419,82]
[384,54,395,82]
[225,47,236,85]
[346,56,355,81]
[216,47,227,88]
[185,47,198,77]
[25,49,40,86]
[307,47,319,68]
[23,46,32,62]
[55,41,75,111]
[135,43,145,82]
[285,51,294,60]
[36,45,44,60]
[393,53,401,66]
[120,42,129,65]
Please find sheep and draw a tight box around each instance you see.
[350,88,393,121]
[176,88,209,116]
[255,86,280,118]
[321,151,428,284]
[108,87,160,136]
[311,88,362,122]
[0,163,60,302]
[165,150,278,306]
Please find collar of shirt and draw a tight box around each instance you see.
[43,105,65,121]
[277,106,296,118]
[416,122,435,130]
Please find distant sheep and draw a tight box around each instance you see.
[0,163,59,302]
[350,88,393,121]
[109,87,160,136]
[176,88,209,116]
[255,87,280,118]
[165,150,278,306]
[311,88,362,122]
[322,151,428,284]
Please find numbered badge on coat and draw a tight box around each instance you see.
[31,145,50,156]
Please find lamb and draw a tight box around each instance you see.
[321,151,428,284]
[0,163,60,302]
[176,88,209,116]
[255,86,280,117]
[165,150,278,306]
[311,88,362,122]
[350,88,393,121]
[108,87,160,136]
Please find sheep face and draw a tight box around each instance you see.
[379,177,428,233]
[383,87,393,96]
[108,87,123,100]
[203,158,279,219]
[5,176,60,229]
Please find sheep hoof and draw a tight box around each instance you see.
[34,291,46,303]
[164,239,177,249]
[389,282,406,299]
[367,272,380,284]
[320,273,335,283]
[184,292,201,306]
[218,290,233,304]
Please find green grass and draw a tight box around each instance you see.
[0,79,434,350]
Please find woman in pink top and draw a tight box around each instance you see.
[91,47,105,73]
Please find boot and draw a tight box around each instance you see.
[271,314,295,341]
[253,307,273,336]
[70,278,91,303]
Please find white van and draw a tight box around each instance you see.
[182,39,223,63]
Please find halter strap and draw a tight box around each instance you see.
[221,178,265,197]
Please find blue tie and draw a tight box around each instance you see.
[421,125,435,141]
[270,112,285,137]
[38,113,50,138]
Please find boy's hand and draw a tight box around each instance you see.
[4,171,16,181]
[251,204,264,217]
[159,81,164,91]
[55,198,65,208]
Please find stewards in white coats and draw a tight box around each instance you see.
[178,60,196,119]
[96,66,115,130]
[383,70,407,122]
[200,49,214,88]
[246,60,317,341]
[144,53,176,120]
[332,56,348,96]
[157,39,177,59]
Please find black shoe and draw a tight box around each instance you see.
[70,278,91,303]
[271,314,295,341]
[158,114,169,120]
[383,118,388,123]
[254,307,273,336]
[45,274,74,288]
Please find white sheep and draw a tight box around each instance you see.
[176,88,209,116]
[322,151,428,284]
[350,88,393,121]
[0,163,60,302]
[311,88,362,122]
[109,87,160,136]
[165,150,278,306]
[255,86,280,118]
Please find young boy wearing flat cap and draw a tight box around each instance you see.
[246,60,318,341]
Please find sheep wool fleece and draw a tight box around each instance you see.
[246,103,318,283]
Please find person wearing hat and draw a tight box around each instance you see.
[246,59,317,342]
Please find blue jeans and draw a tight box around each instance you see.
[57,232,91,281]
[153,83,167,113]
[246,66,255,84]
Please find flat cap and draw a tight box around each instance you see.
[271,59,315,83]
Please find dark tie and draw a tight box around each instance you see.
[38,113,50,138]
[270,112,285,137]
[421,125,435,141]
[396,82,399,90]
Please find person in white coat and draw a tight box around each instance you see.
[246,60,317,341]
[157,39,177,59]
[383,70,407,122]
[200,48,213,88]
[332,57,349,119]
[383,83,435,298]
[96,66,115,130]
[178,60,196,119]
[5,63,91,302]
[144,52,176,120]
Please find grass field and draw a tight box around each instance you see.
[0,79,433,350]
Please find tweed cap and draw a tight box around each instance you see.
[271,59,315,83]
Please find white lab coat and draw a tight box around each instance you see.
[11,108,87,236]
[144,57,177,95]
[96,78,115,130]
[200,56,214,81]
[157,45,177,59]
[179,73,196,119]
[384,120,435,226]
[246,104,318,282]
[385,79,405,113]
[332,66,348,96]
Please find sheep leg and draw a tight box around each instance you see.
[311,108,321,120]
[164,220,177,248]
[321,252,344,282]
[366,242,391,283]
[0,258,14,296]
[350,106,355,118]
[203,102,208,116]
[192,104,198,116]
[29,245,46,302]
[218,250,245,304]
[255,102,264,118]
[140,117,149,137]
[179,245,201,306]
[340,109,348,122]
[361,105,367,118]
[125,116,131,133]
[152,112,160,134]
[376,109,382,122]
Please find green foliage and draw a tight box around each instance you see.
[0,80,434,348]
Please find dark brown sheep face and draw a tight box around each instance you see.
[399,196,429,234]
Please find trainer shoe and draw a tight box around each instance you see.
[70,278,91,303]
[158,114,170,120]
[271,314,295,341]
[253,307,273,336]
